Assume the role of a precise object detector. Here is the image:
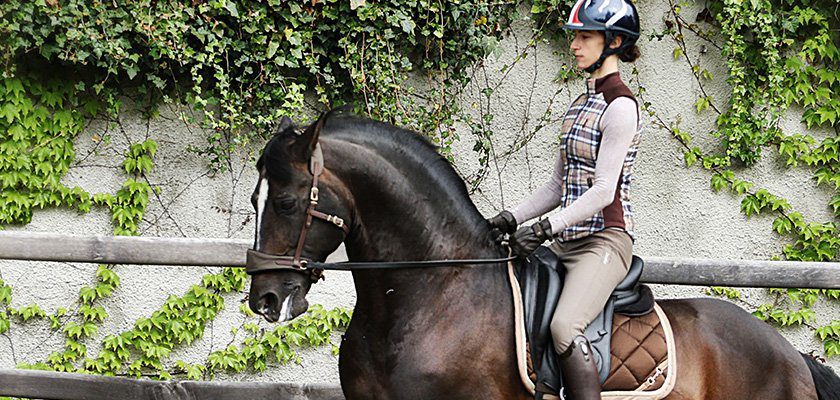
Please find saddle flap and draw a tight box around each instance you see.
[584,299,614,384]
[517,246,564,393]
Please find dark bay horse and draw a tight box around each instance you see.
[247,111,839,399]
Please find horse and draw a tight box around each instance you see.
[246,110,840,400]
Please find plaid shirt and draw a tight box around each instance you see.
[557,78,642,242]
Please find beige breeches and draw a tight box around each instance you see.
[548,228,633,353]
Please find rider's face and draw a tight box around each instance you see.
[570,30,605,70]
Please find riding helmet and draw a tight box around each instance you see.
[563,0,641,73]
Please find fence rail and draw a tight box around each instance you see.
[0,231,838,288]
[0,369,343,400]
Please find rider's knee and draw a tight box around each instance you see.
[550,317,585,354]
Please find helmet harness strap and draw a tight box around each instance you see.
[585,31,626,73]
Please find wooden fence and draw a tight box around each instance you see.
[0,369,344,400]
[0,231,838,288]
[0,231,838,399]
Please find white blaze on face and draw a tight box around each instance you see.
[255,176,269,250]
[278,293,293,322]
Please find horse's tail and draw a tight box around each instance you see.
[802,353,840,400]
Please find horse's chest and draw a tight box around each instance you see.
[339,322,523,399]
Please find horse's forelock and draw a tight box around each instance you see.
[258,131,296,183]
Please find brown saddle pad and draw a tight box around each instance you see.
[603,311,668,391]
[526,309,669,392]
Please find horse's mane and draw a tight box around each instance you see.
[326,113,486,227]
[258,111,487,229]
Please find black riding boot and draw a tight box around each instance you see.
[558,335,600,400]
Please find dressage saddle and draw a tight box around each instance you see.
[515,246,654,399]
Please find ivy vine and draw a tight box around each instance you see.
[644,0,840,355]
[0,0,520,169]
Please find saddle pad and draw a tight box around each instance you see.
[603,307,668,391]
[507,262,677,399]
[601,304,676,399]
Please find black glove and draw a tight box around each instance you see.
[510,219,553,259]
[487,210,517,244]
[487,210,517,234]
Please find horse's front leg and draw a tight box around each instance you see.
[338,321,389,400]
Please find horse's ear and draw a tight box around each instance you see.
[274,116,294,135]
[293,112,327,161]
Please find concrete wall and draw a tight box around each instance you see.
[0,0,837,387]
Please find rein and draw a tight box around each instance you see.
[247,125,514,282]
[247,248,517,274]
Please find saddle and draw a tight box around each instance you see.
[515,246,671,399]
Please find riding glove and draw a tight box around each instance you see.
[487,210,517,243]
[510,219,553,258]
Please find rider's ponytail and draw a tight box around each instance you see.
[618,44,641,63]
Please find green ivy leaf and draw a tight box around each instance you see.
[223,1,239,17]
[694,96,710,113]
[740,195,761,216]
[0,313,10,335]
[710,173,729,192]
[773,217,793,235]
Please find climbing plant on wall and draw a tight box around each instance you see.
[647,0,840,354]
[0,0,518,169]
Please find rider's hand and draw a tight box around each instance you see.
[510,219,553,258]
[487,210,517,243]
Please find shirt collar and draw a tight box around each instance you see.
[585,71,621,96]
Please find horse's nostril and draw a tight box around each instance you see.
[258,292,279,316]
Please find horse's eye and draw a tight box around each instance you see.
[272,196,298,214]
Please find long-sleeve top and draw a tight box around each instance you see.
[511,95,639,234]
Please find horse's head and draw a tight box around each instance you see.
[247,115,352,322]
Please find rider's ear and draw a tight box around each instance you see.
[609,34,623,50]
[292,113,326,161]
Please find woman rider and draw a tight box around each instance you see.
[487,0,642,398]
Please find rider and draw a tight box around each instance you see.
[487,0,642,398]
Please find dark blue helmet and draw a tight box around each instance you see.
[563,0,641,72]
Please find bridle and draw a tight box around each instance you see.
[246,140,350,282]
[246,122,515,283]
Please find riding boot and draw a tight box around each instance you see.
[558,335,601,400]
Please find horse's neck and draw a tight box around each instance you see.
[328,139,498,263]
[326,137,507,303]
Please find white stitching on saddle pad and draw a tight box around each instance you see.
[507,262,677,399]
[600,303,677,400]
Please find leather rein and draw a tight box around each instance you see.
[246,138,515,282]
